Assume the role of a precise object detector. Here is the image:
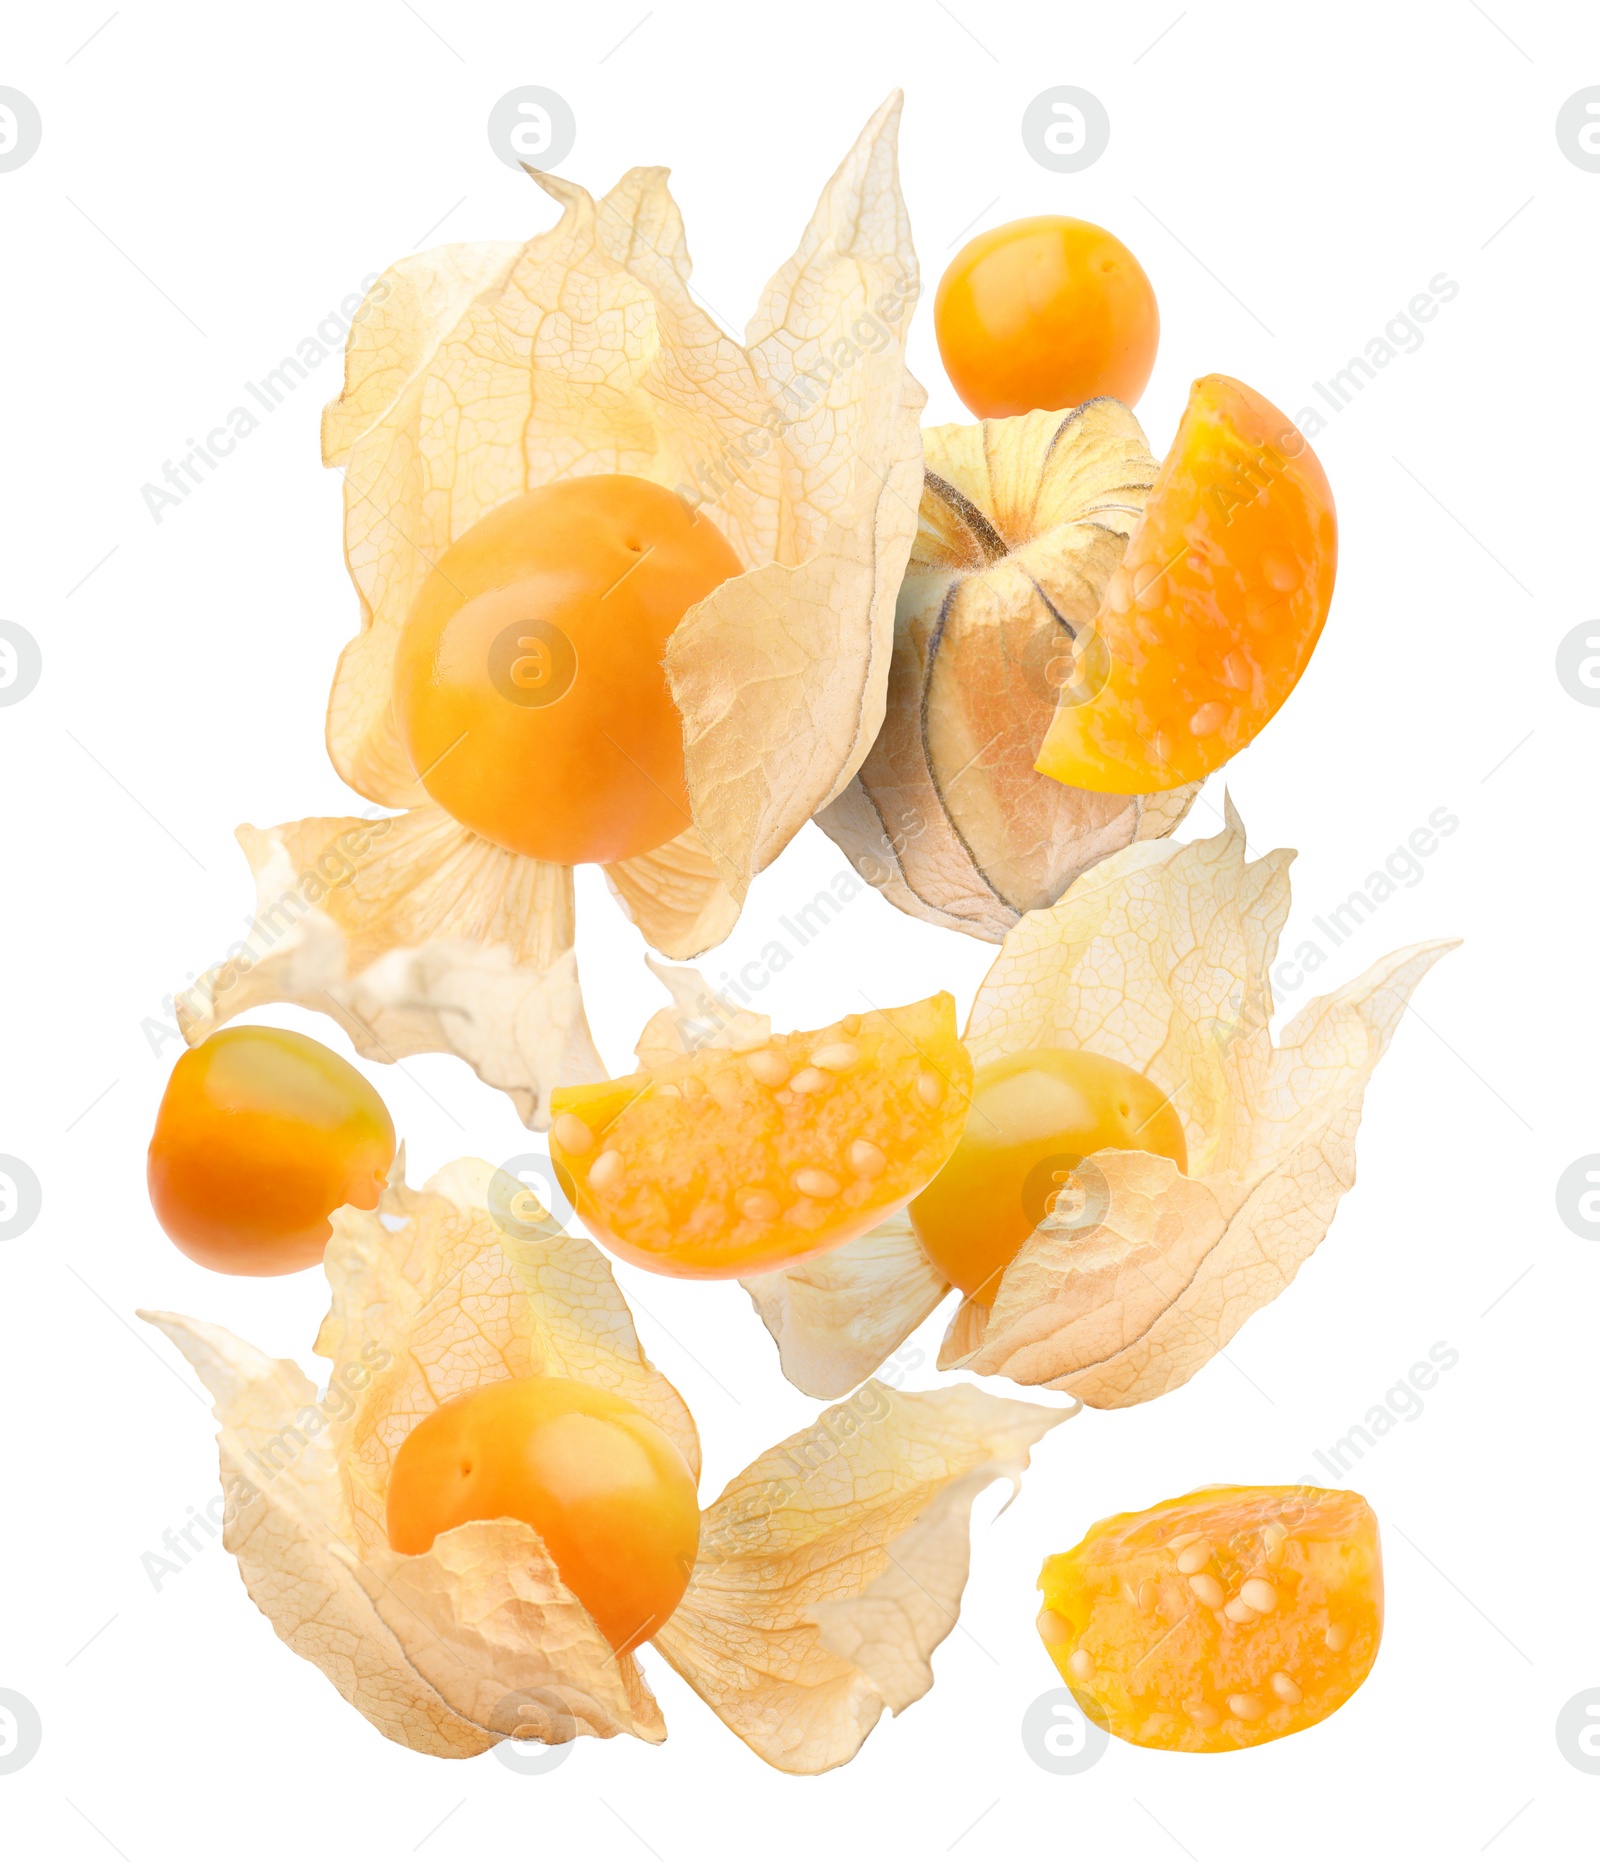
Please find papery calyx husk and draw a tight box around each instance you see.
[746,802,1457,1407]
[653,1378,1066,1772]
[179,95,924,1128]
[142,1156,1066,1770]
[818,400,1200,943]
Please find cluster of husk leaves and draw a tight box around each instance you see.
[818,401,1201,942]
[173,97,924,1126]
[142,1162,1065,1770]
[744,803,1455,1407]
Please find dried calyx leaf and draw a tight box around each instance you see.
[749,803,1455,1406]
[742,1213,947,1399]
[818,401,1200,943]
[181,99,924,1125]
[143,1158,1063,1770]
[654,1380,1065,1772]
[173,811,603,1127]
[632,953,770,1068]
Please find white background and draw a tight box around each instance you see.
[0,1,1594,1855]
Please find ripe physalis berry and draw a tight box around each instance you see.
[550,995,973,1278]
[147,1026,395,1276]
[386,1375,700,1654]
[1036,374,1337,795]
[910,1046,1185,1302]
[935,215,1160,417]
[1038,1484,1382,1751]
[392,474,743,866]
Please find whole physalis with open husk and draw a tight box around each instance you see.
[817,399,1200,942]
[172,97,925,1128]
[744,804,1455,1407]
[140,1159,1066,1772]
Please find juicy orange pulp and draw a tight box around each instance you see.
[1039,1484,1383,1752]
[550,995,973,1279]
[392,474,743,867]
[147,1026,395,1276]
[935,215,1160,418]
[1037,373,1337,795]
[909,1047,1185,1303]
[385,1375,699,1654]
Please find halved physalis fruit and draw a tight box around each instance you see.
[910,1046,1186,1304]
[551,995,973,1278]
[1036,375,1336,794]
[386,1374,700,1654]
[1038,1484,1382,1751]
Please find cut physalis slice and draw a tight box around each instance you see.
[1037,375,1336,794]
[1038,1484,1382,1751]
[551,995,972,1278]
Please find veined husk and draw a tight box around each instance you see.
[818,401,1200,942]
[178,95,924,1127]
[142,1158,1065,1770]
[746,802,1456,1407]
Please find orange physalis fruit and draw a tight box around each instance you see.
[910,1047,1186,1303]
[935,215,1159,418]
[1038,1484,1383,1751]
[147,1026,395,1276]
[392,474,743,866]
[1036,374,1337,795]
[551,995,973,1278]
[386,1374,700,1654]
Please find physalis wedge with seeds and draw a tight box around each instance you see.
[1039,1484,1382,1752]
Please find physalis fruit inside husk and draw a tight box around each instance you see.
[393,475,743,867]
[386,1374,701,1654]
[910,1046,1186,1303]
[143,1155,1071,1774]
[1038,1484,1382,1751]
[551,993,972,1278]
[743,806,1455,1410]
[1037,373,1337,796]
[147,1026,395,1276]
[935,214,1160,417]
[816,396,1198,946]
